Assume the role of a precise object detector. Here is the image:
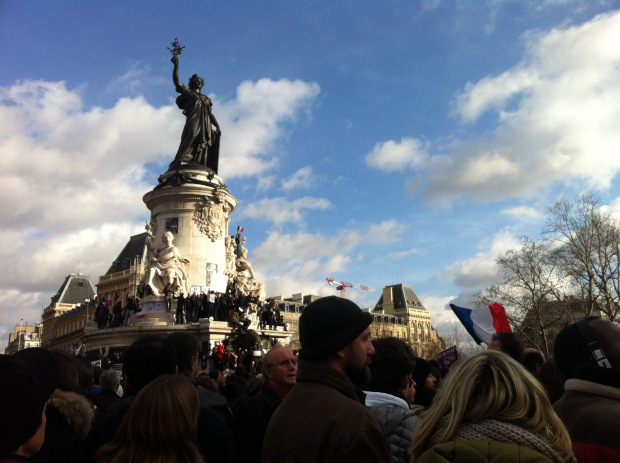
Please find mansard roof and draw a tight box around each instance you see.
[51,273,97,305]
[105,232,148,275]
[372,283,427,312]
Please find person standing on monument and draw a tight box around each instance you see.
[170,55,221,172]
[176,293,186,325]
[164,283,174,312]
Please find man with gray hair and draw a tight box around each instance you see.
[231,345,297,462]
[262,296,392,463]
[93,369,122,422]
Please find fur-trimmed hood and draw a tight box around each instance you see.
[47,389,95,440]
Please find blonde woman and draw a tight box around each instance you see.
[95,375,204,463]
[410,350,575,463]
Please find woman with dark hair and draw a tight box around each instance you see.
[410,350,575,463]
[363,337,418,463]
[410,358,437,411]
[95,375,204,463]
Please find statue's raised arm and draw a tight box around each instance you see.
[167,39,221,173]
[171,55,182,92]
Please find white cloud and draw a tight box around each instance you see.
[499,205,543,220]
[250,220,406,299]
[105,61,166,95]
[365,138,429,173]
[281,166,317,191]
[443,230,521,289]
[236,196,332,226]
[605,196,620,219]
[381,12,620,207]
[364,219,408,244]
[389,247,427,260]
[419,293,459,337]
[421,0,442,11]
[452,69,539,123]
[256,175,277,192]
[215,78,321,179]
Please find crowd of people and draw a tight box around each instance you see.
[93,279,286,330]
[93,296,139,329]
[1,297,619,462]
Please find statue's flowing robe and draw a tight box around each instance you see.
[172,84,219,170]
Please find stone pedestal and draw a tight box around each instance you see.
[142,166,237,295]
[136,295,175,326]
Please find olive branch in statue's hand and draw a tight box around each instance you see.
[168,38,185,57]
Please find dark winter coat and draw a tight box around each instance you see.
[261,361,392,463]
[92,389,122,423]
[553,377,620,463]
[231,383,284,463]
[32,389,95,463]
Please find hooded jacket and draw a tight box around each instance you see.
[32,389,95,463]
[364,391,419,463]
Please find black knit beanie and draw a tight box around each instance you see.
[411,357,432,386]
[299,296,373,361]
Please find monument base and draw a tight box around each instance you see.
[136,295,175,327]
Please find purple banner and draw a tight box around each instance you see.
[437,345,458,370]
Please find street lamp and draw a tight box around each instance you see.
[18,318,23,351]
[85,299,91,326]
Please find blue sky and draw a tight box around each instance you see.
[2,0,620,347]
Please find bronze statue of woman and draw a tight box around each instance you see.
[169,55,222,173]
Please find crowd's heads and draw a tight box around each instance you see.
[0,349,60,457]
[366,337,416,390]
[122,335,177,394]
[538,361,566,404]
[298,296,372,361]
[488,332,523,362]
[99,369,121,392]
[410,350,573,461]
[262,345,297,392]
[76,356,95,392]
[522,348,546,376]
[411,358,433,388]
[554,316,620,378]
[49,350,83,393]
[197,373,220,393]
[131,374,199,434]
[95,375,203,463]
[167,332,199,374]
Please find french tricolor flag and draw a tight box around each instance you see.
[449,303,511,345]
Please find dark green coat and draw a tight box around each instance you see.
[416,440,553,463]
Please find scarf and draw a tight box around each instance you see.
[430,419,575,463]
